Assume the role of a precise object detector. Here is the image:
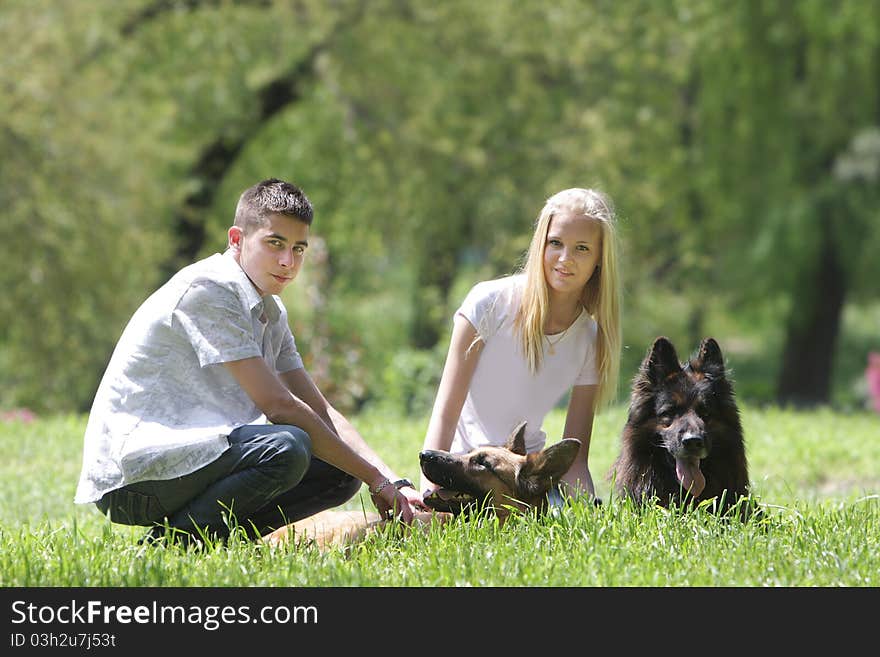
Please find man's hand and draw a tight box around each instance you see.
[398,484,429,512]
[370,482,428,523]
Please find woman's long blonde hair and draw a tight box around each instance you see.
[513,188,622,407]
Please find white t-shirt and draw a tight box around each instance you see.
[451,275,598,455]
[74,252,304,504]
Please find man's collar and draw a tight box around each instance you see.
[221,251,282,320]
[262,296,282,321]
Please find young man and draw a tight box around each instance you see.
[75,178,424,544]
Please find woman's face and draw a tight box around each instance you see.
[543,210,602,298]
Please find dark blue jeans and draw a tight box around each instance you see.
[95,424,361,539]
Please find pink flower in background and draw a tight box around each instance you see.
[0,408,36,423]
[867,352,880,413]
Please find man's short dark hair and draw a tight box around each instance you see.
[234,178,314,231]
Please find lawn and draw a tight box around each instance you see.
[1,404,878,587]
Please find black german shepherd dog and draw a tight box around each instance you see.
[609,336,752,515]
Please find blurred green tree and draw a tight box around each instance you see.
[691,0,880,405]
[1,0,876,414]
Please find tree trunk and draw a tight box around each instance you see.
[162,3,366,276]
[410,240,458,350]
[776,222,846,407]
[164,59,314,277]
[410,184,473,350]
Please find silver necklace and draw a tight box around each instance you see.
[544,307,580,355]
[544,325,571,355]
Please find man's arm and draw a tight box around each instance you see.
[223,357,421,520]
[279,367,427,516]
[279,367,398,479]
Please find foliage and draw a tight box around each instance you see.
[1,0,878,413]
[374,346,446,417]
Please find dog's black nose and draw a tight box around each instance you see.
[682,434,705,450]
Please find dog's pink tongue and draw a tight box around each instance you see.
[675,457,706,497]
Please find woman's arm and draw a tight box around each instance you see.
[560,384,600,500]
[420,314,483,492]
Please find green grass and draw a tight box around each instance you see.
[1,405,878,586]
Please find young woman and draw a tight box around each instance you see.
[419,188,622,502]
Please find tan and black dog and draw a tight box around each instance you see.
[263,507,449,552]
[420,422,582,522]
[264,422,581,551]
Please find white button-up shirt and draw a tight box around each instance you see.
[74,252,303,504]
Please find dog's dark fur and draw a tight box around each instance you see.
[609,336,751,515]
[420,422,581,522]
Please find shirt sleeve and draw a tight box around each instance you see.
[456,280,503,341]
[171,280,262,367]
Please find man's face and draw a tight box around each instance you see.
[229,212,309,296]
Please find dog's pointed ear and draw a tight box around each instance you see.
[644,336,681,383]
[693,337,724,374]
[519,438,581,495]
[696,337,723,366]
[505,421,528,456]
